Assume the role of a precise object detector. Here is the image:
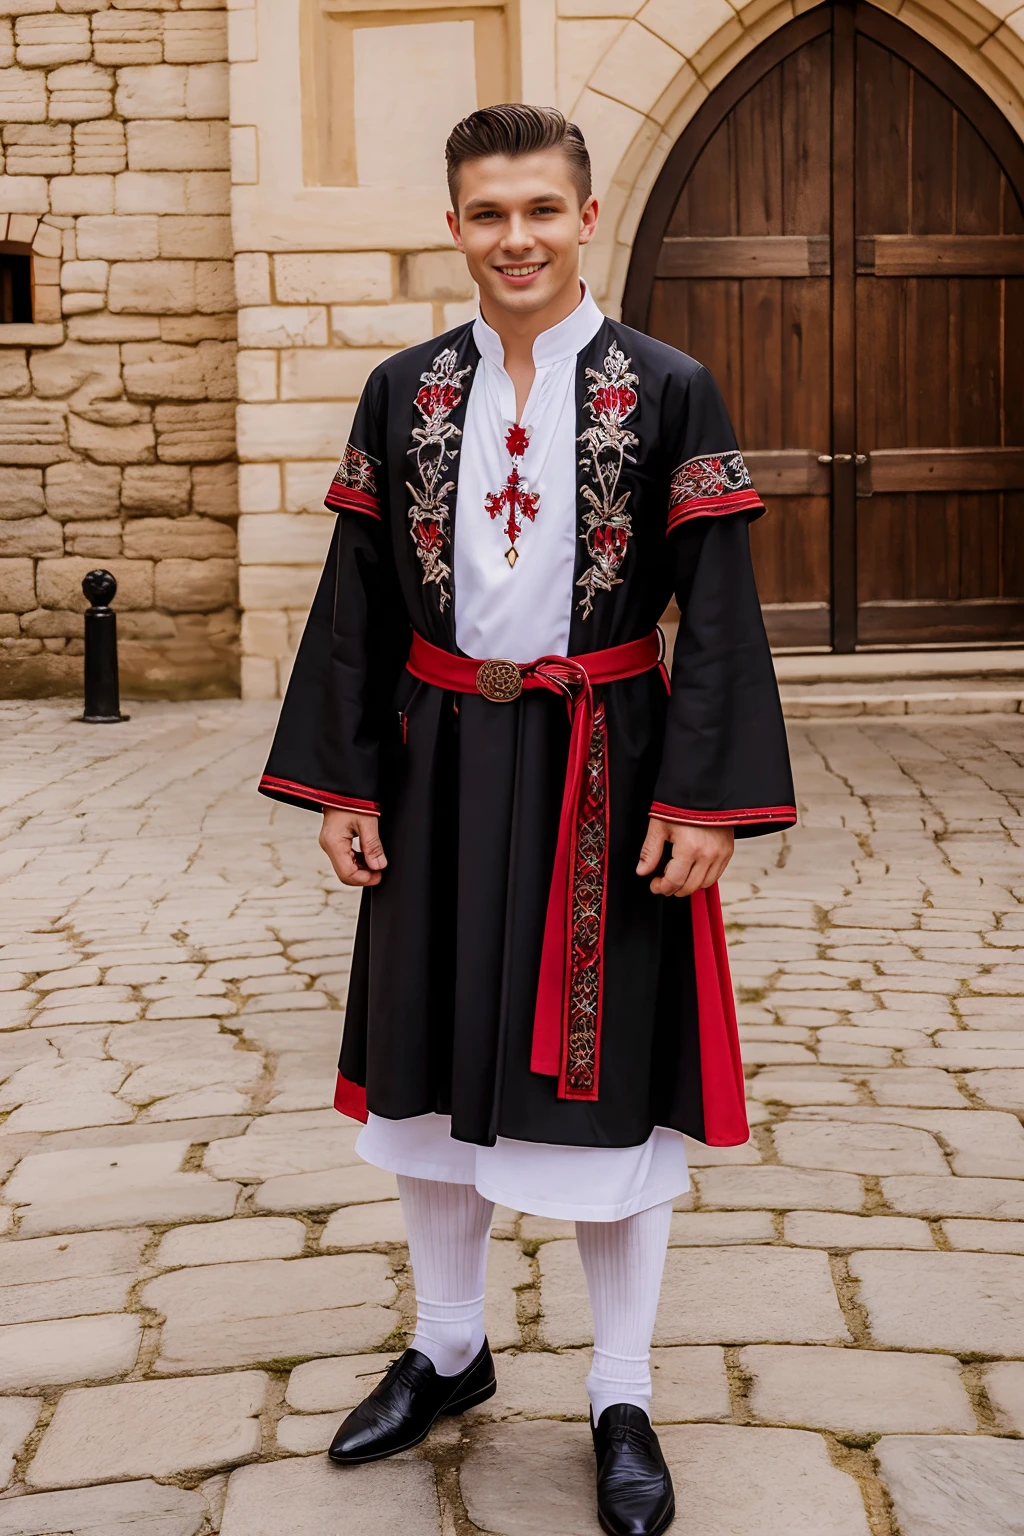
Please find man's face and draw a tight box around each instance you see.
[447,148,598,318]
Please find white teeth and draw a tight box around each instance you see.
[500,265,543,277]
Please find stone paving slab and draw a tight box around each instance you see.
[875,1436,1024,1535]
[850,1250,1024,1354]
[144,1253,398,1372]
[0,1397,40,1490]
[3,702,1024,1531]
[0,1312,142,1392]
[219,1455,441,1536]
[985,1362,1024,1434]
[26,1371,268,1489]
[0,1479,210,1536]
[741,1344,976,1432]
[155,1215,307,1267]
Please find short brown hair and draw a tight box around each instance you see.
[446,104,592,210]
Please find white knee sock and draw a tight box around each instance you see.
[576,1199,673,1423]
[397,1174,494,1378]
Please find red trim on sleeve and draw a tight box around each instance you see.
[259,774,380,815]
[324,486,381,519]
[667,487,764,532]
[334,1071,368,1123]
[650,801,797,828]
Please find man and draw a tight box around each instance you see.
[260,104,794,1536]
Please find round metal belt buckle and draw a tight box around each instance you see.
[476,658,523,703]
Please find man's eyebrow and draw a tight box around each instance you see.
[461,190,570,212]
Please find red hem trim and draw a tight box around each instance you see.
[650,801,797,827]
[334,1071,368,1123]
[259,775,380,815]
[324,487,381,519]
[667,489,764,531]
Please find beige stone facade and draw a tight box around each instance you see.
[0,0,237,700]
[2,0,1024,699]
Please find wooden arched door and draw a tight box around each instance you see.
[623,1,1024,650]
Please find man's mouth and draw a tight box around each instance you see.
[495,263,546,279]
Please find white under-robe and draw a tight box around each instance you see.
[355,282,690,1221]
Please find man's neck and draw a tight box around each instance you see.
[479,275,584,376]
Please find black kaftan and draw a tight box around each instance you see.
[259,318,795,1150]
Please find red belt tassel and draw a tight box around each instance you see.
[407,629,662,1102]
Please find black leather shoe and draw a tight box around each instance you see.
[328,1339,496,1465]
[592,1403,675,1536]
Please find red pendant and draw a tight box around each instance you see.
[485,423,539,565]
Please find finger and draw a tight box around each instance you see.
[675,856,713,897]
[320,827,382,888]
[650,851,697,898]
[694,858,722,891]
[636,823,667,876]
[703,857,727,889]
[356,815,387,870]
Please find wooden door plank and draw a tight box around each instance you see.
[856,234,1024,272]
[956,113,1003,233]
[861,447,1024,492]
[759,602,832,648]
[911,70,955,234]
[784,277,832,459]
[734,57,782,236]
[656,235,830,278]
[784,31,832,236]
[740,278,784,447]
[832,2,857,651]
[855,32,910,235]
[744,450,832,495]
[857,598,1024,644]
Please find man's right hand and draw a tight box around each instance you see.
[319,808,387,887]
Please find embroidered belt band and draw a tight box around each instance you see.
[407,628,664,1104]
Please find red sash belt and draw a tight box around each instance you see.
[407,629,664,1102]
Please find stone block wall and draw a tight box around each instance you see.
[0,0,238,701]
[235,247,474,699]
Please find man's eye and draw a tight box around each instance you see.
[533,206,558,216]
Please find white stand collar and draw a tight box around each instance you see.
[473,281,605,370]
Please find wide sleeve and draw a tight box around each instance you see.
[258,371,410,817]
[651,365,796,836]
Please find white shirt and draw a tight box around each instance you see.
[355,285,692,1222]
[453,282,605,662]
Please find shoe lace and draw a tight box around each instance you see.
[357,1357,402,1385]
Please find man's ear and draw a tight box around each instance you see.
[579,195,599,247]
[446,208,464,252]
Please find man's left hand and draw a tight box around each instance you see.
[636,818,734,898]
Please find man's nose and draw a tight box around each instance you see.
[501,216,534,253]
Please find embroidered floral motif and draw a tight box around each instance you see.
[334,443,378,496]
[564,704,609,1096]
[325,442,380,515]
[484,423,539,567]
[576,342,640,618]
[667,451,758,529]
[406,348,472,609]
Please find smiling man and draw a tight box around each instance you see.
[259,105,795,1535]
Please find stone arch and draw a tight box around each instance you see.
[568,0,1024,316]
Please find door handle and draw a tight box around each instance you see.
[817,454,833,464]
[833,453,853,463]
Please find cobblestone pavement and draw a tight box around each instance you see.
[1,699,1024,1535]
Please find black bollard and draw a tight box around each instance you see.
[81,569,129,724]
